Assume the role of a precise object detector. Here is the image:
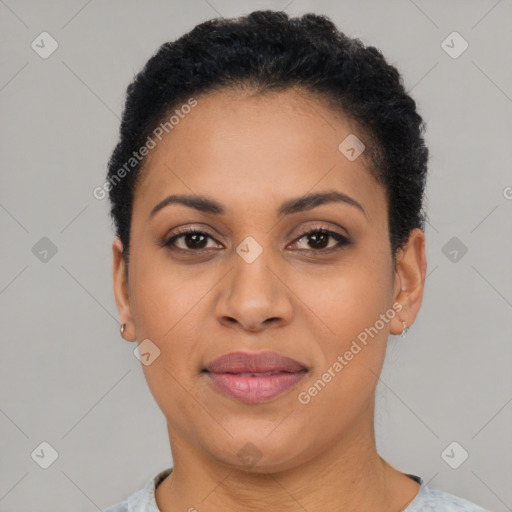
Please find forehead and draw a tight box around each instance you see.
[132,87,384,221]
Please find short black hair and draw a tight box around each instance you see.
[106,10,429,269]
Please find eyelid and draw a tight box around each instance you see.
[291,221,348,239]
[163,224,223,248]
[164,222,348,241]
[288,225,349,252]
[162,221,350,253]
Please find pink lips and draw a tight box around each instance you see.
[203,350,308,404]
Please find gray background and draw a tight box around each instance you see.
[0,0,511,510]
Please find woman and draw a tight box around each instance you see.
[104,10,488,512]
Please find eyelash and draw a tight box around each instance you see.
[162,225,350,255]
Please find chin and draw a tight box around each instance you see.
[205,431,311,474]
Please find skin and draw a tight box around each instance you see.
[112,87,427,511]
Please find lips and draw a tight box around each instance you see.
[204,350,308,374]
[203,351,308,404]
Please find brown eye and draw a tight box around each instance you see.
[290,228,349,253]
[163,228,221,252]
[162,226,350,255]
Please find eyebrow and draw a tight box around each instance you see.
[149,190,367,219]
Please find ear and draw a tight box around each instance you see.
[112,237,136,341]
[390,228,427,335]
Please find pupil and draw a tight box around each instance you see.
[186,234,207,249]
[309,232,328,249]
[182,232,330,250]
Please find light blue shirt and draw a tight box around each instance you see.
[104,468,489,511]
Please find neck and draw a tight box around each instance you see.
[156,404,419,512]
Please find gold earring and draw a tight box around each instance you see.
[120,323,136,342]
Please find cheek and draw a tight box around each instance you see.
[129,255,221,383]
[137,322,202,430]
[293,253,392,400]
[296,257,392,342]
[293,270,391,431]
[129,250,209,339]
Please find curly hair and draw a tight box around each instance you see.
[105,10,429,269]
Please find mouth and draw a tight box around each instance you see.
[202,350,309,404]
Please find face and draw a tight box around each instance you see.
[112,87,426,472]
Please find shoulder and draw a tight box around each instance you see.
[103,500,129,512]
[104,467,173,512]
[103,486,145,512]
[405,475,489,512]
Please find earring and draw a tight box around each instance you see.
[120,323,136,342]
[400,321,409,338]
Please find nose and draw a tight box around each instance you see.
[215,245,294,333]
